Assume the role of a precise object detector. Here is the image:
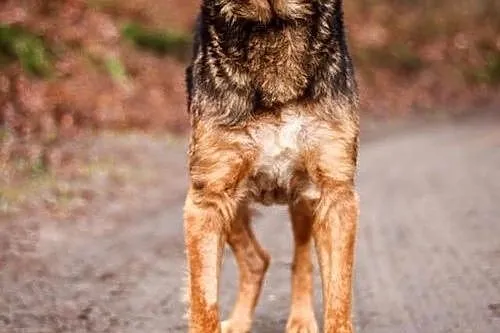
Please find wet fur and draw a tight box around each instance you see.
[184,1,360,332]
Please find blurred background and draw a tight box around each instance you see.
[1,0,500,181]
[0,1,499,332]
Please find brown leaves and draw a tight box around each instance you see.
[0,0,190,174]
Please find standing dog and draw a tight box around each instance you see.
[184,1,359,332]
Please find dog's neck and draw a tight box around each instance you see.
[201,0,346,48]
[188,0,356,125]
[202,1,345,38]
[204,1,344,23]
[213,0,316,23]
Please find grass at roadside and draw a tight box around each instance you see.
[121,22,192,60]
[0,24,53,77]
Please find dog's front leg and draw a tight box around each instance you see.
[184,191,225,333]
[312,182,359,333]
[287,200,318,333]
[183,127,252,333]
[184,188,228,333]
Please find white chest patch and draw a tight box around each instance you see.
[248,114,320,204]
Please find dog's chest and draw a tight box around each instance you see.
[247,114,319,205]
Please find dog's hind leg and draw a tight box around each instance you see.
[222,204,270,333]
[286,200,319,333]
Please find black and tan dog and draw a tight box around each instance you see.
[184,1,359,332]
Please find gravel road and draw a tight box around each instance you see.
[1,114,499,333]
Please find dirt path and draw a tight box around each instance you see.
[1,114,500,333]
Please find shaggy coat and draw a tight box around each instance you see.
[183,1,360,333]
[186,0,359,124]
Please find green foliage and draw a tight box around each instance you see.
[0,127,9,143]
[389,45,425,73]
[104,56,128,83]
[356,44,425,75]
[484,54,500,85]
[0,24,53,77]
[121,22,191,60]
[467,53,500,86]
[87,0,117,10]
[30,157,48,178]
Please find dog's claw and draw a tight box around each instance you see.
[286,313,319,333]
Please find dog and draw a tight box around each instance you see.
[183,1,360,332]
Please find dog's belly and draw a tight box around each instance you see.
[247,114,320,205]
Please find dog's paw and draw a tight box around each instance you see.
[286,312,319,333]
[221,319,251,333]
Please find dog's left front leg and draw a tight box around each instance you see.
[313,182,359,333]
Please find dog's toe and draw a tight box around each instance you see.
[286,312,318,333]
[221,320,232,333]
[221,319,251,333]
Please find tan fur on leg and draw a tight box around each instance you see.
[222,205,270,333]
[185,125,254,333]
[287,199,319,333]
[313,183,359,333]
[184,190,226,333]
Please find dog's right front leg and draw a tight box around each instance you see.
[184,183,241,333]
[183,123,253,332]
[184,188,229,333]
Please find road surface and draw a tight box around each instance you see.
[1,113,499,332]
